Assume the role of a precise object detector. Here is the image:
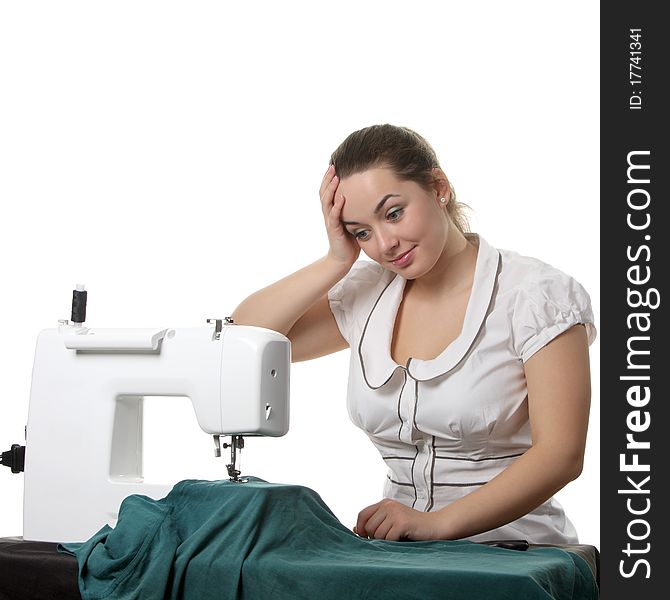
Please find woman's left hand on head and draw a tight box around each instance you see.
[354,499,441,541]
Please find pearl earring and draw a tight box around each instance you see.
[440,197,447,204]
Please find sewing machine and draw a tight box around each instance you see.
[20,286,290,543]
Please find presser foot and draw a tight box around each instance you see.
[226,465,248,484]
[213,435,249,483]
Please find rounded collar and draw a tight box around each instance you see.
[357,234,501,388]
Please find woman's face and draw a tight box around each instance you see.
[338,167,449,278]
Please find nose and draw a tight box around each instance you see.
[375,226,399,257]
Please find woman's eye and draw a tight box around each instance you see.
[387,208,404,221]
[351,208,403,241]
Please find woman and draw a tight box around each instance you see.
[231,124,596,545]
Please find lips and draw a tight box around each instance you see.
[390,246,415,262]
[391,248,412,262]
[391,246,416,265]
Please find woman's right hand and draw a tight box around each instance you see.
[319,164,361,267]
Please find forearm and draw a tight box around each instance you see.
[230,254,352,335]
[435,444,582,540]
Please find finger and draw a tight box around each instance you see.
[320,181,341,222]
[372,516,394,541]
[324,193,347,234]
[356,501,382,538]
[363,507,389,539]
[319,170,339,205]
[320,163,334,187]
[318,167,332,197]
[327,194,346,229]
[385,524,406,542]
[320,167,338,194]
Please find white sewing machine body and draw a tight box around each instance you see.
[23,322,290,543]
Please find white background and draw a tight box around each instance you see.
[0,1,600,547]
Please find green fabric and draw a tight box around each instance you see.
[59,478,597,600]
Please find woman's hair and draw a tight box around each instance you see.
[329,124,470,234]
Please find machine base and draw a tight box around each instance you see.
[0,536,598,600]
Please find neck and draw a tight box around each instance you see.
[407,225,478,298]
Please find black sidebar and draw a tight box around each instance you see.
[601,2,669,598]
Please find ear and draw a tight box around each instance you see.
[431,168,451,203]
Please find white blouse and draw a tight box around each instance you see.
[327,233,597,544]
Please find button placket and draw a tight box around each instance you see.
[404,377,429,511]
[396,369,414,445]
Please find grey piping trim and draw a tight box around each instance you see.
[387,476,414,488]
[411,378,419,431]
[426,435,437,512]
[433,452,525,462]
[357,274,404,389]
[407,379,420,509]
[406,251,502,382]
[410,445,419,509]
[390,478,487,488]
[433,481,488,487]
[396,370,408,441]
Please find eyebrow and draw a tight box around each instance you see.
[341,194,402,226]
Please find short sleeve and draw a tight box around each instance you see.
[512,265,597,363]
[327,260,385,345]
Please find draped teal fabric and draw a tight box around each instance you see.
[59,478,597,600]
